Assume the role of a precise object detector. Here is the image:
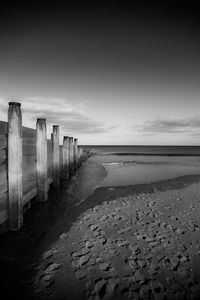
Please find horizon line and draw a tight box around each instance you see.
[80,144,200,147]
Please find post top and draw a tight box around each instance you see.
[9,102,21,106]
[37,118,46,121]
[69,136,73,140]
[53,125,59,128]
[63,135,69,139]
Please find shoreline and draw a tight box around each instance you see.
[111,153,200,156]
[90,152,200,188]
[89,174,200,205]
[1,164,200,260]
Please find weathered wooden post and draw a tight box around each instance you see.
[52,125,60,187]
[63,136,69,181]
[79,147,83,162]
[77,145,80,166]
[69,137,74,175]
[59,145,63,180]
[74,138,78,170]
[36,118,48,201]
[8,102,23,230]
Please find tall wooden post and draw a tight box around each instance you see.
[8,102,23,230]
[52,125,60,187]
[36,118,48,201]
[77,145,80,166]
[59,145,63,180]
[63,136,69,181]
[69,137,74,175]
[79,147,83,160]
[80,147,85,163]
[74,138,78,170]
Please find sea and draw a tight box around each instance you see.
[82,146,200,186]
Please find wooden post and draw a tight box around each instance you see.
[79,147,83,161]
[74,138,78,170]
[69,137,74,175]
[77,145,80,166]
[52,125,60,187]
[63,136,69,181]
[8,102,23,230]
[59,145,63,180]
[36,118,48,201]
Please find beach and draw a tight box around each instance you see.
[1,2,200,299]
[1,151,200,300]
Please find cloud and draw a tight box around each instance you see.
[0,97,116,134]
[136,116,200,136]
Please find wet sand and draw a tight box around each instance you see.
[1,155,200,300]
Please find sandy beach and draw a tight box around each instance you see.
[1,154,200,300]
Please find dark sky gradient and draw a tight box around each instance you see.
[0,1,200,144]
[1,1,200,89]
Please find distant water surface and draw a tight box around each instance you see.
[83,145,200,156]
[82,146,200,186]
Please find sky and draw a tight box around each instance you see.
[0,1,200,145]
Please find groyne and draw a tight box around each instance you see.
[0,102,89,232]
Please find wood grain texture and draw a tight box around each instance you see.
[22,137,36,145]
[23,144,36,155]
[0,162,7,173]
[0,134,7,149]
[0,150,7,163]
[23,172,36,185]
[0,209,8,225]
[0,192,7,210]
[0,177,7,193]
[0,121,8,134]
[0,171,7,186]
[23,155,36,165]
[22,126,36,138]
[23,181,37,195]
[0,191,7,206]
[23,187,37,206]
[22,162,36,171]
[47,139,52,147]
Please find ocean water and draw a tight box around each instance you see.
[83,145,200,156]
[83,146,200,186]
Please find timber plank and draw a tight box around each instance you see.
[23,173,36,184]
[0,150,6,162]
[22,162,36,172]
[22,155,36,165]
[0,162,7,173]
[0,171,7,185]
[0,141,7,149]
[22,137,36,145]
[23,144,36,155]
[22,126,36,138]
[0,192,7,209]
[0,121,8,134]
[0,209,8,225]
[0,186,7,197]
[23,187,37,206]
[23,181,37,195]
